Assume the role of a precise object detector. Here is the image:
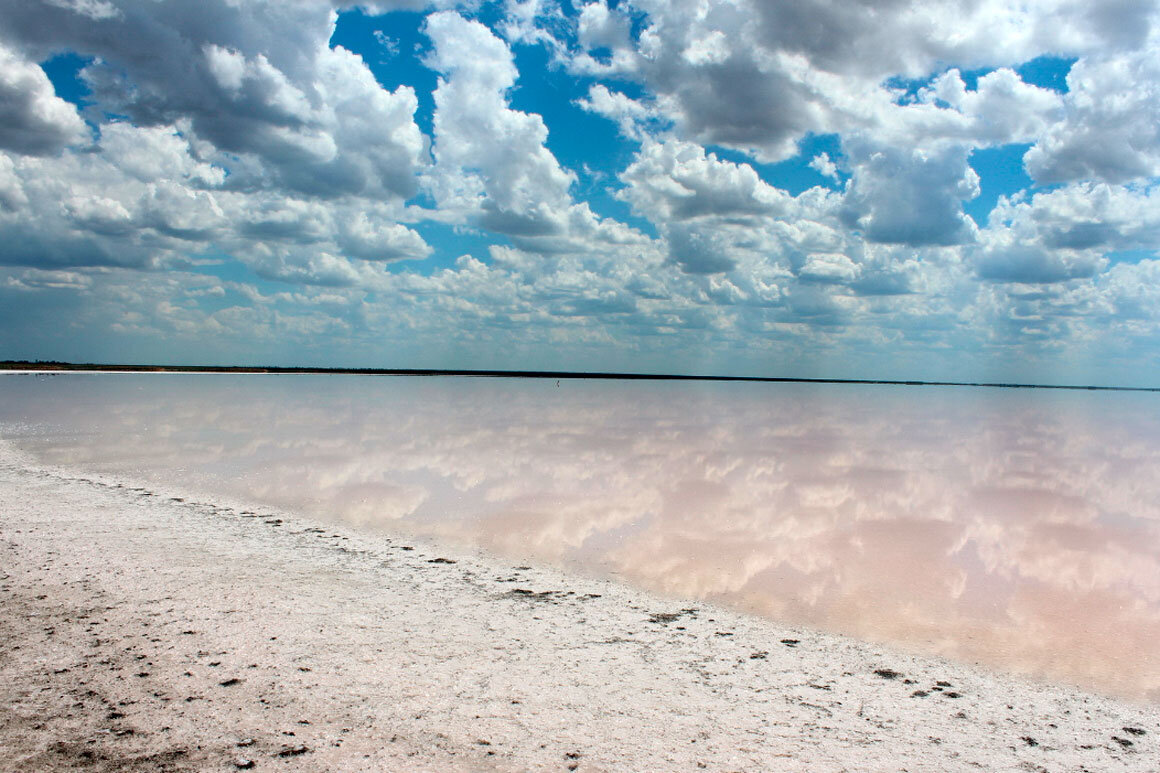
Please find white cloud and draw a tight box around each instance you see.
[338,211,432,262]
[43,0,119,20]
[970,181,1160,284]
[141,182,226,241]
[974,243,1106,285]
[246,246,370,287]
[0,0,435,288]
[314,44,426,199]
[994,182,1160,251]
[0,41,87,155]
[0,152,28,209]
[575,84,659,141]
[6,267,93,290]
[0,0,1159,381]
[840,140,980,247]
[576,0,631,51]
[567,0,637,75]
[809,153,839,181]
[1099,259,1160,324]
[202,44,250,94]
[920,68,1063,146]
[563,0,1124,161]
[372,30,400,58]
[1025,46,1160,184]
[618,139,814,274]
[800,252,860,284]
[0,123,431,284]
[1,0,426,200]
[619,139,791,222]
[99,122,225,185]
[424,10,575,235]
[497,0,566,48]
[421,9,650,259]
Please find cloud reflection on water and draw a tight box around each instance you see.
[3,375,1159,700]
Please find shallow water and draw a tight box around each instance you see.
[3,373,1159,700]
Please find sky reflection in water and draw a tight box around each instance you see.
[3,374,1159,701]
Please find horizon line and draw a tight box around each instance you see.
[2,360,1156,393]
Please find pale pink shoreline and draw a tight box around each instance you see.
[1,442,1157,772]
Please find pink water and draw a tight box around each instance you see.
[3,373,1158,700]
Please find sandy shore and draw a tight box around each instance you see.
[1,443,1157,772]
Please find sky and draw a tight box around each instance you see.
[0,0,1159,385]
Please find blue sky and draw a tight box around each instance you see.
[1,0,1159,385]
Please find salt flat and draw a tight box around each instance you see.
[1,442,1156,772]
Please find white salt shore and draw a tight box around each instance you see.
[1,442,1156,772]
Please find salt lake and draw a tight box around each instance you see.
[2,372,1158,701]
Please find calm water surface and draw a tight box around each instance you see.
[2,373,1159,700]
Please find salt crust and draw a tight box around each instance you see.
[0,441,1156,771]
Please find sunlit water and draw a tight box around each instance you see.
[2,373,1159,701]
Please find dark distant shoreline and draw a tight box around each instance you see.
[2,360,1156,392]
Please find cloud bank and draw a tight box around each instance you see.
[0,0,1159,383]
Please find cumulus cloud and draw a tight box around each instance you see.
[424,11,575,234]
[99,122,225,186]
[1,0,1159,381]
[0,152,28,209]
[840,141,980,247]
[0,0,426,200]
[970,182,1160,284]
[574,84,660,141]
[338,211,432,262]
[618,140,805,273]
[0,123,430,283]
[1025,47,1160,184]
[421,10,653,260]
[809,153,839,181]
[924,68,1062,144]
[565,0,1147,161]
[998,182,1160,251]
[799,253,860,284]
[662,223,739,275]
[613,138,942,318]
[0,142,209,269]
[0,41,87,155]
[620,140,790,222]
[975,243,1105,284]
[0,0,438,288]
[5,267,94,291]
